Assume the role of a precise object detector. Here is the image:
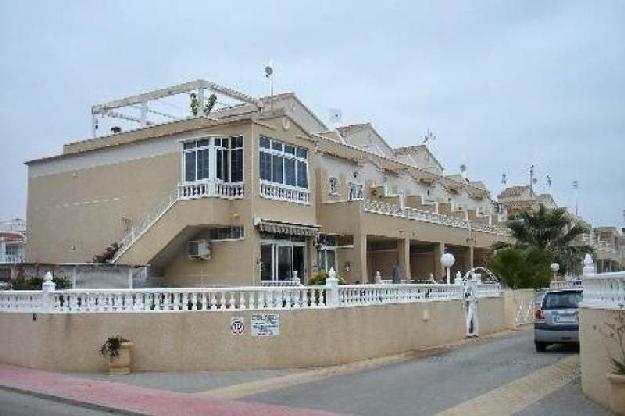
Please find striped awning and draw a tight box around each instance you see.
[256,220,320,236]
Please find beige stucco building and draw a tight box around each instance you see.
[498,185,625,271]
[25,80,511,287]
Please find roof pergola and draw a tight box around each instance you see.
[90,80,258,138]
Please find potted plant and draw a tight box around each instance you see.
[100,336,133,375]
[604,309,625,414]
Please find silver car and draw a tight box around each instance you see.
[534,289,582,352]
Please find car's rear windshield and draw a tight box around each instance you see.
[542,291,582,310]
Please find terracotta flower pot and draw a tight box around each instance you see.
[607,373,625,415]
[107,341,133,375]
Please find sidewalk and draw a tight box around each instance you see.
[0,364,344,416]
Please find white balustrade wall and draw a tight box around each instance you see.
[475,284,504,298]
[0,282,502,314]
[550,280,583,290]
[338,284,464,306]
[582,271,625,309]
[362,199,509,236]
[259,182,309,204]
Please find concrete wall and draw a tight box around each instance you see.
[478,297,507,335]
[0,301,467,372]
[0,294,519,373]
[579,307,624,409]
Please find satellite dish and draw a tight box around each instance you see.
[264,65,273,78]
[460,164,467,173]
[329,108,342,125]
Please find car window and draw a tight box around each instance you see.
[542,292,582,310]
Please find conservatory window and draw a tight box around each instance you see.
[259,136,308,189]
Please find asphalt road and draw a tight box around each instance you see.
[247,330,611,416]
[0,390,116,416]
[0,330,613,415]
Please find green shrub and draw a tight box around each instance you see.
[308,270,346,285]
[488,247,550,289]
[10,275,72,290]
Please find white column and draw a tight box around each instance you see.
[325,267,339,307]
[42,271,56,312]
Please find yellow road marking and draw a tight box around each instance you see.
[199,328,529,399]
[198,350,436,399]
[435,355,580,416]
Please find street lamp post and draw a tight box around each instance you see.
[440,252,455,285]
[550,263,560,281]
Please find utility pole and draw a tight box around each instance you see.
[572,180,579,216]
[529,165,535,194]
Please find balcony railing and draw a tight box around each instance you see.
[362,199,509,235]
[259,182,309,204]
[0,255,24,264]
[178,181,244,200]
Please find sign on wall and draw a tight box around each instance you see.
[230,316,245,336]
[251,313,280,337]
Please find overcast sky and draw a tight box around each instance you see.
[1,1,623,227]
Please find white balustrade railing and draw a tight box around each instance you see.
[0,283,488,314]
[178,181,244,200]
[259,182,309,204]
[0,291,43,312]
[0,254,24,264]
[549,280,583,290]
[362,199,508,235]
[339,284,464,306]
[0,286,328,313]
[475,283,503,298]
[582,271,625,309]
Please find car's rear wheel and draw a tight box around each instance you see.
[535,342,548,352]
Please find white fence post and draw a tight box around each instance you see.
[326,267,339,307]
[42,271,56,312]
[583,253,595,276]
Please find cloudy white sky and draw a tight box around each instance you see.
[1,1,623,227]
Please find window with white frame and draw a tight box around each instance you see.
[259,136,308,189]
[328,177,338,195]
[183,136,243,183]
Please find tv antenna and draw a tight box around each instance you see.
[264,61,274,96]
[572,180,579,215]
[422,129,436,145]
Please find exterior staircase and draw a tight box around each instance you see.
[112,181,244,264]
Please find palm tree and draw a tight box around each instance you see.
[507,204,592,275]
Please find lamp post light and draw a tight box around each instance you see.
[550,263,560,280]
[440,252,455,285]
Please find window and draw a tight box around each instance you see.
[182,136,243,183]
[348,182,363,200]
[184,139,209,182]
[259,136,308,189]
[328,177,338,195]
[209,226,244,241]
[216,136,243,183]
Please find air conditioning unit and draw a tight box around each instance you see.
[188,240,211,260]
[371,185,386,198]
